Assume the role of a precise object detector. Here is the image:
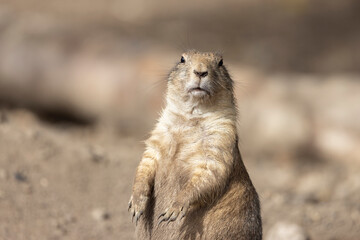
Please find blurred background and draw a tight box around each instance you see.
[0,0,359,239]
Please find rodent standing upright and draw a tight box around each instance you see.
[129,50,262,240]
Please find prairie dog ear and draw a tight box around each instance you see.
[214,52,223,66]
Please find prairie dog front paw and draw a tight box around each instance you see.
[158,201,190,226]
[128,193,149,225]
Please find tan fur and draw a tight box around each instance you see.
[129,50,262,240]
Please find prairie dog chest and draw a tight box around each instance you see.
[169,118,205,144]
[156,111,230,163]
[161,117,213,166]
[158,107,220,146]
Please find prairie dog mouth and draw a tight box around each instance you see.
[189,87,210,97]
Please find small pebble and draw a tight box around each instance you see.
[40,178,49,188]
[91,208,110,221]
[14,171,27,182]
[266,222,310,240]
[89,145,106,163]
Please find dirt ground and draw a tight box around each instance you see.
[0,107,359,240]
[0,108,141,240]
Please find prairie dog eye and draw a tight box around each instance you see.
[180,56,185,63]
[218,59,223,67]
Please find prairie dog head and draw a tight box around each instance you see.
[167,50,234,108]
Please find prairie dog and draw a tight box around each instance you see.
[129,50,262,240]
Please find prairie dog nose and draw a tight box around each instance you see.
[193,70,208,78]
